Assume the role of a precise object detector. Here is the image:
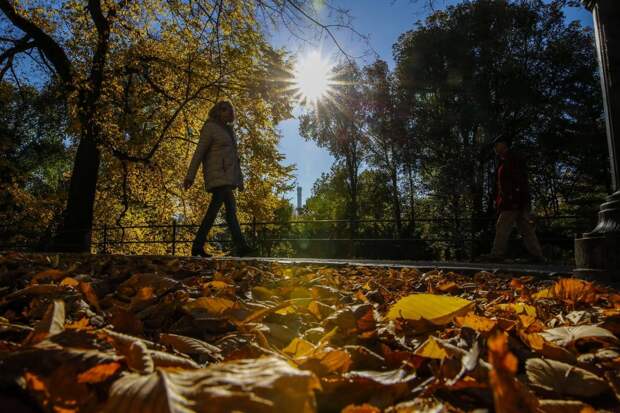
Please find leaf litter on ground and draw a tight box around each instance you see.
[0,252,618,412]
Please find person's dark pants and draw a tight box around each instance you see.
[192,185,247,253]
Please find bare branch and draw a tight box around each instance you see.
[0,0,74,85]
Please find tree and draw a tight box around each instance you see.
[0,81,72,248]
[363,60,406,237]
[299,63,367,248]
[393,0,607,258]
[0,0,360,253]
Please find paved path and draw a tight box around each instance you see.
[215,256,574,277]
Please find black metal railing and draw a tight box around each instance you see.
[83,215,592,263]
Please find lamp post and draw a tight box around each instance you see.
[574,0,620,282]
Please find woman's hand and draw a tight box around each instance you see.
[182,178,193,190]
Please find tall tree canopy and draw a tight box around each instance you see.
[1,0,331,252]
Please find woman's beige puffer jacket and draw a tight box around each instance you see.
[185,120,243,192]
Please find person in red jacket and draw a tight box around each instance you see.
[486,136,545,263]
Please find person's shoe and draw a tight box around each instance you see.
[191,247,212,258]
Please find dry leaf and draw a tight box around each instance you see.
[25,300,65,345]
[159,333,223,363]
[538,399,595,413]
[488,333,539,413]
[386,294,474,325]
[103,356,319,413]
[414,336,449,360]
[526,358,610,398]
[150,350,200,369]
[125,340,155,374]
[455,313,497,333]
[77,362,122,384]
[539,325,618,347]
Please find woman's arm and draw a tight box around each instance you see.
[183,123,212,189]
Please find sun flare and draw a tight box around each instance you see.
[293,51,333,103]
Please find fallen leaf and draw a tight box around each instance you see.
[102,356,319,413]
[455,313,497,333]
[538,399,595,413]
[183,297,237,315]
[488,333,539,413]
[77,362,122,384]
[24,300,65,345]
[539,325,618,347]
[414,336,449,360]
[159,333,223,363]
[386,294,474,325]
[526,358,610,398]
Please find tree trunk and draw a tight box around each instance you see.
[52,133,101,252]
[390,169,402,238]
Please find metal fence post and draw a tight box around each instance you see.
[171,219,177,256]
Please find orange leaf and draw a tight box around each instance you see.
[488,333,538,413]
[24,371,47,393]
[60,277,79,287]
[342,404,381,413]
[77,362,121,384]
[455,313,497,333]
[66,317,90,330]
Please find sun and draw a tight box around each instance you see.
[293,51,334,104]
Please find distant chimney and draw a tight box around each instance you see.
[296,186,302,214]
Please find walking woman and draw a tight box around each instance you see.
[183,101,251,257]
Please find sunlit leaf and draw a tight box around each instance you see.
[539,325,618,347]
[283,338,316,358]
[455,313,497,333]
[414,336,449,360]
[386,294,473,325]
[183,297,237,315]
[103,356,319,413]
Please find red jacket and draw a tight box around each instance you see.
[495,150,530,212]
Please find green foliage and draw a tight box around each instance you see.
[0,82,72,247]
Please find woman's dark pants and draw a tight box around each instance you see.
[192,186,247,253]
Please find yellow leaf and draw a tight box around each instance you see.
[414,336,449,360]
[282,338,315,358]
[455,313,497,333]
[60,277,79,287]
[275,305,297,315]
[251,286,276,300]
[386,293,474,325]
[184,297,236,315]
[496,303,537,317]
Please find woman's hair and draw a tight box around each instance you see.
[208,101,233,122]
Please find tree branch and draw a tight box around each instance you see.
[0,0,74,85]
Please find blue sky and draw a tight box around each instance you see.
[270,0,593,206]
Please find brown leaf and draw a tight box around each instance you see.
[526,358,610,398]
[102,356,319,413]
[79,281,101,312]
[539,325,618,347]
[538,399,595,413]
[150,350,200,369]
[488,333,539,413]
[24,300,65,345]
[125,340,154,374]
[159,333,223,363]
